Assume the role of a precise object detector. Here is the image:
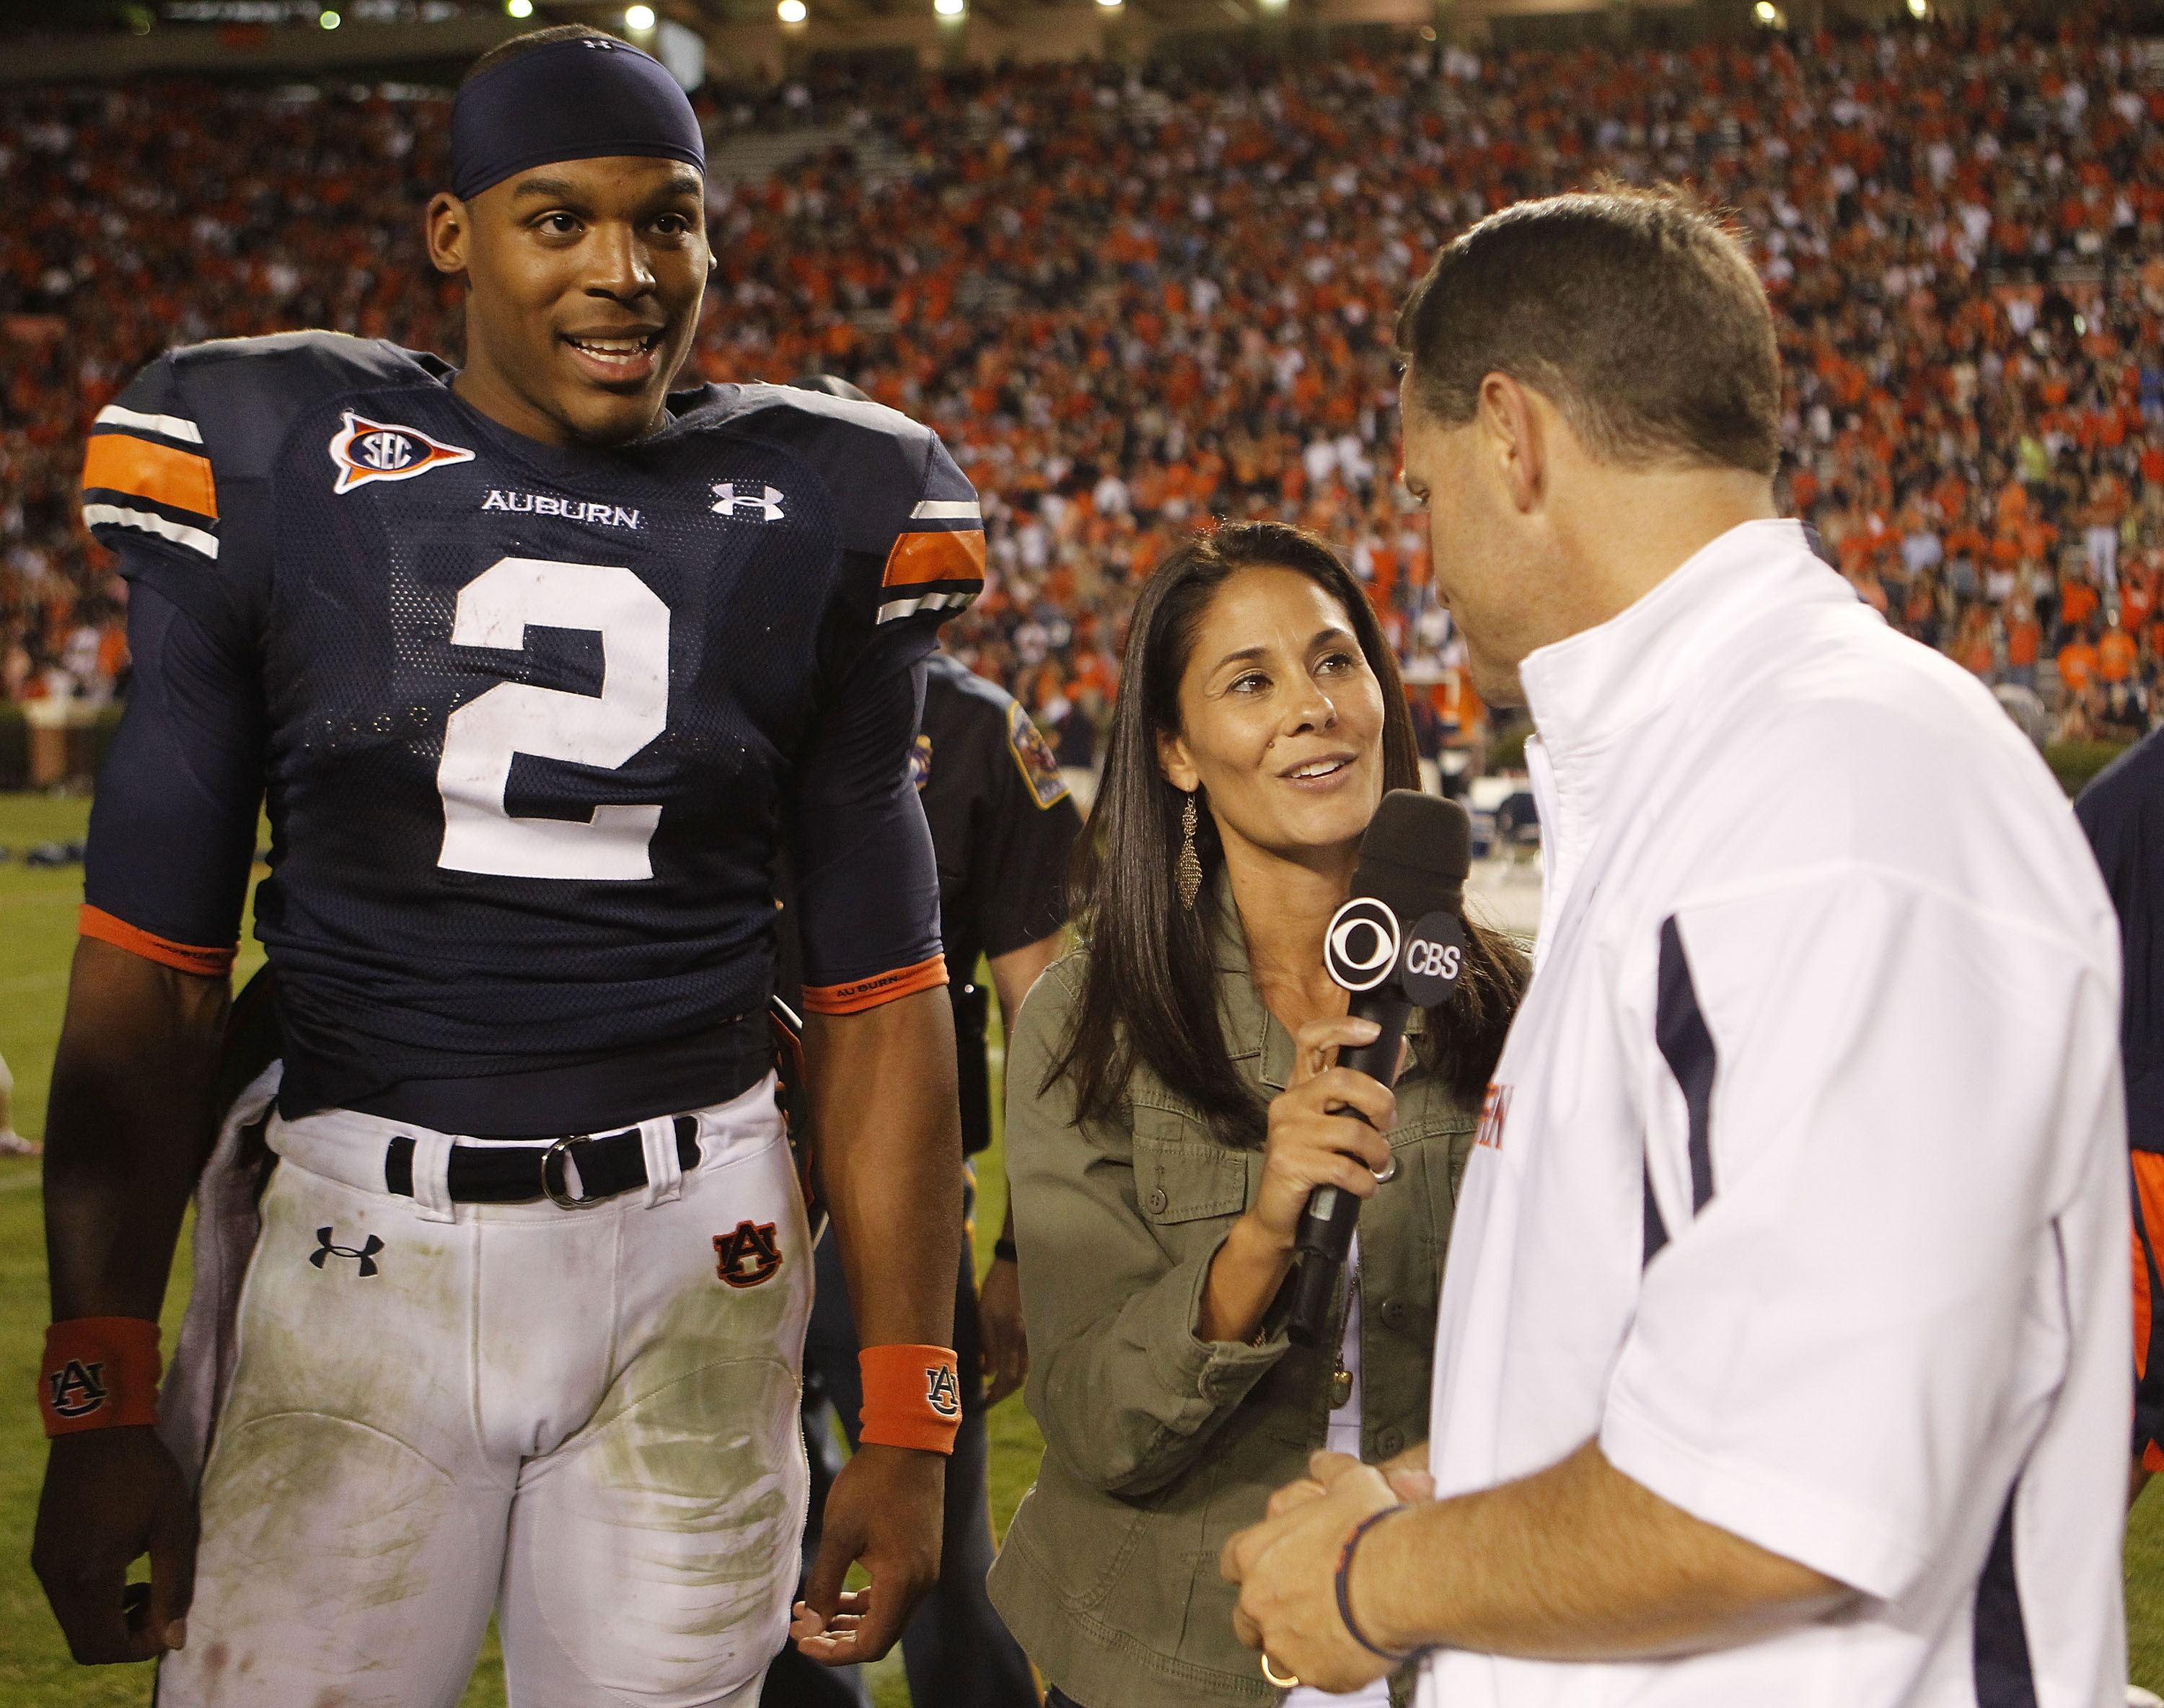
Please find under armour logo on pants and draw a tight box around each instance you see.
[311,1227,384,1277]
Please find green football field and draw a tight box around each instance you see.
[4,788,2164,1701]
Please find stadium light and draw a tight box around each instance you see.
[778,0,807,19]
[506,0,532,14]
[1095,0,1122,11]
[1906,0,1927,14]
[1752,1,1774,18]
[625,4,656,26]
[936,0,965,17]
[318,7,339,25]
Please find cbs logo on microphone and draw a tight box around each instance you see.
[1325,897,1466,1005]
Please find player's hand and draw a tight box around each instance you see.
[32,1426,197,1665]
[1248,1017,1397,1248]
[1222,1451,1406,1695]
[977,1256,1029,1407]
[791,1441,944,1665]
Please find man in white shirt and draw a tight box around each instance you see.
[1222,186,2129,1708]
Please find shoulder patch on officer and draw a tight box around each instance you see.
[1005,701,1070,809]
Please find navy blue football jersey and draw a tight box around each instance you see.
[82,332,983,1132]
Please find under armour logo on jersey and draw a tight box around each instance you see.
[711,482,786,521]
[329,412,475,495]
[47,1358,108,1420]
[310,1226,384,1277]
[925,1363,962,1419]
[714,1220,784,1288]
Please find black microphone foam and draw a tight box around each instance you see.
[1350,789,1470,929]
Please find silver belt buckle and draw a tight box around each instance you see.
[540,1135,601,1210]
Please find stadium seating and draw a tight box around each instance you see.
[4,19,2162,754]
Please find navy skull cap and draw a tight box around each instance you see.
[450,35,705,203]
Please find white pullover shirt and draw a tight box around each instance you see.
[1419,520,2129,1708]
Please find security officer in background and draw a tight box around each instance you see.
[765,369,1084,1708]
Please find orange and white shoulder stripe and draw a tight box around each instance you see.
[878,498,985,625]
[82,404,219,560]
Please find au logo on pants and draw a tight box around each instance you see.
[715,1220,783,1288]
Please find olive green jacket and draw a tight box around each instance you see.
[987,886,1479,1708]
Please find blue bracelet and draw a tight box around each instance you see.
[1334,1503,1416,1663]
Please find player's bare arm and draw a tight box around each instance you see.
[1222,1442,1853,1694]
[791,987,964,1663]
[35,939,227,1663]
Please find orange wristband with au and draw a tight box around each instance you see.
[858,1344,962,1453]
[39,1317,161,1438]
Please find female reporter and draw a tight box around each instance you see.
[987,524,1525,1707]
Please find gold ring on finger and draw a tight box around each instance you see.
[1262,1654,1301,1689]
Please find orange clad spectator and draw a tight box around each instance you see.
[1996,480,2030,530]
[2059,635,2101,695]
[2007,607,2042,669]
[2126,575,2158,632]
[2062,577,2101,632]
[2018,516,2059,560]
[2098,623,2137,684]
[95,620,129,684]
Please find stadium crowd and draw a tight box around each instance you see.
[4,15,2164,752]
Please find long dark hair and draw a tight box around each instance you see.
[1052,521,1526,1148]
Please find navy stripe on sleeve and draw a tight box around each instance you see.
[1972,1483,2038,1708]
[1655,915,1718,1216]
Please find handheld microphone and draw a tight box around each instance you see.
[1286,789,1472,1349]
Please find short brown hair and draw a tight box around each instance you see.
[1394,185,1781,477]
[463,22,617,87]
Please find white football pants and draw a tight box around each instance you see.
[157,1074,812,1708]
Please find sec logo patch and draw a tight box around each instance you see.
[329,411,475,494]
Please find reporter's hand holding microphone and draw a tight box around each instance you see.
[1267,1016,1402,1239]
[1197,1016,1399,1344]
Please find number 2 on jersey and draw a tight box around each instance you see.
[437,555,669,881]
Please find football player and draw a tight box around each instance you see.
[33,26,980,1707]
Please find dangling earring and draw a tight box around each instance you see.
[1177,792,1203,911]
